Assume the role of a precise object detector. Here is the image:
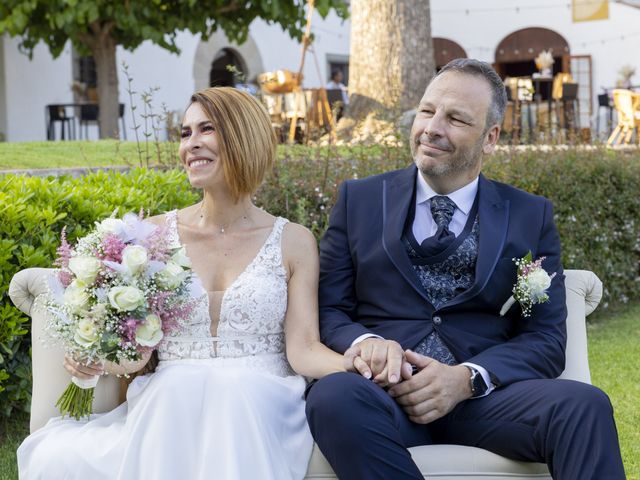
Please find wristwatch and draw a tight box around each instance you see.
[466,366,489,398]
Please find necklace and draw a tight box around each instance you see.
[198,202,251,234]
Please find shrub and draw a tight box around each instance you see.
[1,145,639,421]
[0,169,199,417]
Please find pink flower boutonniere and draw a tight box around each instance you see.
[499,251,556,317]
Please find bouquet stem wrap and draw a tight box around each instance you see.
[56,375,100,420]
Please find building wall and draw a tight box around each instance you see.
[2,3,638,141]
[0,12,350,142]
[430,0,640,110]
[0,36,7,141]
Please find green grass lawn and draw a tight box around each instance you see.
[0,303,637,479]
[588,303,640,479]
[0,140,179,170]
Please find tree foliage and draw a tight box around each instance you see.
[0,0,348,57]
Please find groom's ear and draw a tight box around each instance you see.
[482,124,501,155]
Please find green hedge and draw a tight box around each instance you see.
[0,169,199,417]
[266,145,640,309]
[1,146,639,420]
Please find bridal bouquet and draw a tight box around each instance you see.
[45,212,196,419]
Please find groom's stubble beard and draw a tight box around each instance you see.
[412,131,485,179]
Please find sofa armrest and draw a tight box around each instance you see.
[9,268,121,432]
[559,269,602,384]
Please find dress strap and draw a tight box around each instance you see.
[254,217,289,272]
[164,210,181,248]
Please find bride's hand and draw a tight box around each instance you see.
[343,345,372,379]
[63,354,104,380]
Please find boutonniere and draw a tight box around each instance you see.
[499,251,556,317]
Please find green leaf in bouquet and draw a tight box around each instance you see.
[100,331,120,356]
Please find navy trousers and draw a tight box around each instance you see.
[306,372,625,480]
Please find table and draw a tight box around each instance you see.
[45,103,126,141]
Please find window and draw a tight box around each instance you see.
[326,54,349,86]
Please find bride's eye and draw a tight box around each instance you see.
[202,124,215,134]
[180,129,191,139]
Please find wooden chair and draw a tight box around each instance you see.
[607,89,640,146]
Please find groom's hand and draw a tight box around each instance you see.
[388,350,472,424]
[344,338,409,387]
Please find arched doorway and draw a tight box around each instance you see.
[494,28,569,78]
[433,38,467,71]
[209,48,247,87]
[193,31,265,92]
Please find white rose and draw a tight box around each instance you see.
[74,318,100,347]
[122,245,148,275]
[525,269,552,301]
[68,256,102,284]
[171,246,192,268]
[107,285,145,312]
[135,314,164,347]
[156,262,185,290]
[63,280,91,313]
[96,218,125,236]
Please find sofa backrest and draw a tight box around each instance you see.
[9,268,601,433]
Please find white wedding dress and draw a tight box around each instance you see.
[18,213,313,479]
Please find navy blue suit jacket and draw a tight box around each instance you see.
[318,166,567,387]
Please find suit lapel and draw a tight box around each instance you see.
[381,166,433,303]
[443,174,510,308]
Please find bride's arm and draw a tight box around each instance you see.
[283,224,366,379]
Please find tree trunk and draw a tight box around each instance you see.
[91,34,119,139]
[347,0,435,120]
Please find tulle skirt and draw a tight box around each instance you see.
[18,355,313,480]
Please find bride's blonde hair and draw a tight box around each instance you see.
[188,87,277,201]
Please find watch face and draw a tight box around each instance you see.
[470,368,488,397]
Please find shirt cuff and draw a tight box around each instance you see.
[350,333,383,348]
[461,362,495,398]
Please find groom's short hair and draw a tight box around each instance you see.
[436,59,507,129]
[188,87,277,201]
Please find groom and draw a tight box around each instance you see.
[306,59,625,479]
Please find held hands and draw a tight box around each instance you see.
[343,338,413,387]
[63,354,104,380]
[388,350,472,424]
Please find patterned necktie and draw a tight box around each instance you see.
[430,196,456,230]
[420,195,457,256]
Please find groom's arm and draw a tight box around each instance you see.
[467,198,568,387]
[318,182,374,353]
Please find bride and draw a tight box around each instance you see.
[18,87,366,479]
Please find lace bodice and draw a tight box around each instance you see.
[157,211,293,376]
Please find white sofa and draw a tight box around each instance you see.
[9,268,602,479]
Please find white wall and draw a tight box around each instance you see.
[3,36,73,142]
[0,35,7,141]
[250,10,351,88]
[116,30,199,142]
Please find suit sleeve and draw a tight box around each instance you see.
[468,199,568,386]
[318,182,375,353]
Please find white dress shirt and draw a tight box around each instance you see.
[352,174,494,397]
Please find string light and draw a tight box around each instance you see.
[433,1,617,14]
